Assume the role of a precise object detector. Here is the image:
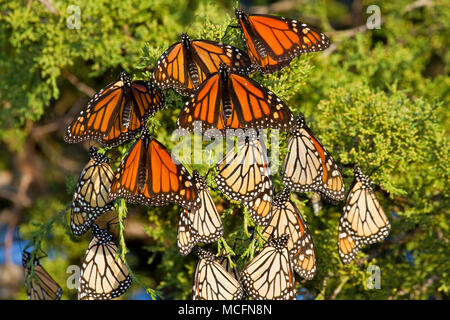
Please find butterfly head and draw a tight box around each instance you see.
[89,146,109,164]
[296,113,306,128]
[219,62,230,74]
[268,234,289,250]
[118,71,132,86]
[218,62,231,85]
[195,247,215,261]
[140,125,151,140]
[192,170,207,191]
[354,165,372,188]
[274,187,290,207]
[181,33,191,48]
[22,251,31,268]
[235,8,247,22]
[92,224,114,244]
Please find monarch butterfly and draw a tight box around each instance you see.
[282,113,345,202]
[78,224,132,300]
[176,63,295,133]
[193,248,244,300]
[235,8,330,74]
[22,251,63,300]
[65,72,165,147]
[240,235,296,300]
[338,166,390,264]
[177,208,198,256]
[215,134,273,226]
[109,127,200,211]
[190,171,223,241]
[153,33,254,96]
[177,171,223,255]
[71,146,115,236]
[262,188,316,280]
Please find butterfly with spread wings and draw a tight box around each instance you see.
[65,72,165,147]
[338,166,391,264]
[282,113,345,202]
[235,8,330,74]
[177,63,295,134]
[193,248,244,300]
[177,170,223,255]
[215,134,273,226]
[22,251,63,300]
[154,33,254,96]
[71,146,115,236]
[262,188,316,280]
[109,127,200,211]
[78,224,132,300]
[240,235,296,300]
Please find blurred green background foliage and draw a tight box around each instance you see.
[0,0,448,300]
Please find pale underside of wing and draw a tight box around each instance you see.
[282,131,322,191]
[241,246,296,300]
[338,182,390,264]
[216,138,270,202]
[262,202,316,279]
[78,239,131,300]
[190,189,223,242]
[193,260,243,300]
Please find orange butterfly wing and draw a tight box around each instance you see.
[154,34,254,96]
[177,65,295,133]
[190,39,254,75]
[65,73,165,147]
[153,41,199,96]
[109,129,199,210]
[236,9,330,73]
[228,72,295,131]
[177,73,226,132]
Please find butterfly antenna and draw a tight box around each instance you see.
[205,167,213,179]
[222,21,240,43]
[205,167,219,192]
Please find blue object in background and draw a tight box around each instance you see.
[405,250,415,267]
[130,288,161,300]
[0,224,29,266]
[296,287,314,300]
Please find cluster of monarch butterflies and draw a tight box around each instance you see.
[23,8,390,300]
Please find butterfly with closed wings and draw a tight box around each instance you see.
[240,235,296,300]
[215,133,273,226]
[177,170,223,256]
[338,166,391,264]
[70,146,115,236]
[193,248,244,300]
[282,113,345,202]
[262,188,316,280]
[78,224,132,300]
[22,251,63,300]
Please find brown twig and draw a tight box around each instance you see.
[63,71,96,98]
[38,0,59,15]
[403,0,434,13]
